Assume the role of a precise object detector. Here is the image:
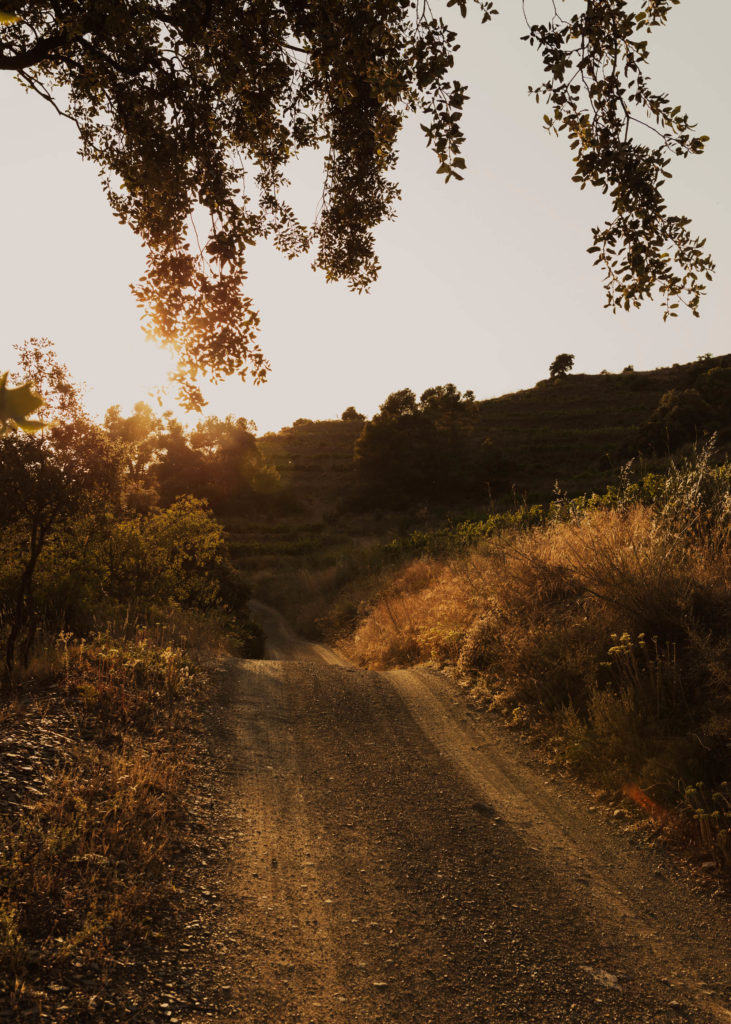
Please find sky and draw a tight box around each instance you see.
[1,2,729,435]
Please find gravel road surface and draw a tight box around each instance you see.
[196,602,730,1024]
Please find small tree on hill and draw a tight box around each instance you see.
[549,353,575,380]
[378,389,418,420]
[341,406,365,422]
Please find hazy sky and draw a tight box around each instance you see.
[1,2,729,434]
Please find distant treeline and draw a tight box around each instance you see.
[267,354,731,513]
[105,403,294,515]
[352,384,512,507]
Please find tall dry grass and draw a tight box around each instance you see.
[342,503,720,669]
[340,500,730,811]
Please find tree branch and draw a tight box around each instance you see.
[17,70,81,128]
[0,30,66,71]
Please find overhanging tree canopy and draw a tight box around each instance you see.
[0,1,714,407]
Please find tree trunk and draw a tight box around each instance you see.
[5,518,47,683]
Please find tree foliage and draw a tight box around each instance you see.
[0,1,713,404]
[0,373,43,436]
[527,0,714,320]
[0,341,264,682]
[549,352,575,379]
[103,495,230,610]
[0,344,121,680]
[0,418,121,677]
[103,401,283,513]
[642,387,712,452]
[355,383,508,505]
[341,406,366,422]
[641,365,731,452]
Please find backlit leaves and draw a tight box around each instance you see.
[525,0,714,318]
[0,1,713,404]
[1,1,499,405]
[0,372,44,436]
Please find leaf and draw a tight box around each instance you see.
[0,373,45,435]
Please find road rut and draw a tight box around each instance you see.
[197,604,729,1023]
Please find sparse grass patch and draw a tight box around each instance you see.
[0,625,212,1018]
[1,741,181,977]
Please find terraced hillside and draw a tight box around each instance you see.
[257,418,365,515]
[252,355,731,518]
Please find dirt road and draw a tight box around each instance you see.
[198,603,730,1023]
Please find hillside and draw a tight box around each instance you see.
[254,354,731,517]
[475,359,727,497]
[224,353,731,634]
[257,417,364,515]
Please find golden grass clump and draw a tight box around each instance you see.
[342,502,730,832]
[0,744,181,977]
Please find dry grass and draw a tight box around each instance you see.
[1,744,181,975]
[0,627,210,1015]
[343,503,728,677]
[340,501,730,863]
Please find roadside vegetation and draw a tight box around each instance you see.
[254,450,731,872]
[0,624,213,1021]
[239,359,731,875]
[0,340,265,1021]
[336,455,729,871]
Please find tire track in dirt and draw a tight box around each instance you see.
[195,605,730,1023]
[210,660,350,1023]
[386,665,731,1023]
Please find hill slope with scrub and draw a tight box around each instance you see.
[252,354,731,518]
[238,356,731,875]
[2,342,730,1022]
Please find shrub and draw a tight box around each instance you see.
[642,388,714,451]
[341,460,730,808]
